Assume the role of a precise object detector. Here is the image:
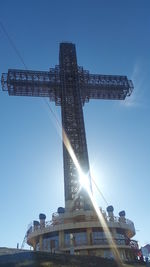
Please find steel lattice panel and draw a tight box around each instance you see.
[59,43,91,208]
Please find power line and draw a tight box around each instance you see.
[0,20,27,70]
[0,21,109,207]
[91,178,109,206]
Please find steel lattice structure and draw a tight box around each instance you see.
[1,43,133,211]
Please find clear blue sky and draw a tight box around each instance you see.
[0,0,150,249]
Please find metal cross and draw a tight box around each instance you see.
[1,42,133,211]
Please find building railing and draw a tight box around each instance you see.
[26,214,134,236]
[63,238,138,248]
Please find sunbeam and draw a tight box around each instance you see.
[45,99,123,266]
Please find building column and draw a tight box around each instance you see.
[39,235,43,251]
[123,249,127,261]
[32,240,37,251]
[59,230,64,249]
[87,228,92,245]
[111,228,116,239]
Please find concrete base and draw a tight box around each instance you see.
[0,248,143,267]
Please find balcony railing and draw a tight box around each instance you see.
[27,217,134,235]
[63,238,136,248]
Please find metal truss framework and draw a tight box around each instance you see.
[1,43,133,211]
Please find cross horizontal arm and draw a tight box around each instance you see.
[78,69,134,102]
[1,68,61,104]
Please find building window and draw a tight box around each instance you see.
[36,243,40,251]
[43,235,59,251]
[104,250,114,259]
[64,231,87,247]
[92,231,108,245]
[115,233,125,245]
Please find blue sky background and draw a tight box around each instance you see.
[0,0,150,249]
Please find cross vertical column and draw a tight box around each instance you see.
[59,43,92,211]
